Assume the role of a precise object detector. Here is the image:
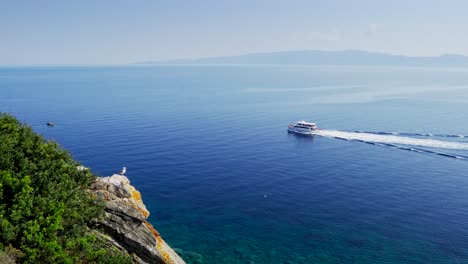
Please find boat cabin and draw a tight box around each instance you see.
[294,121,317,129]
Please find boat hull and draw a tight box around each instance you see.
[288,126,318,135]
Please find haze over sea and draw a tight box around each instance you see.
[2,65,468,263]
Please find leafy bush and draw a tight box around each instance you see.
[0,113,133,263]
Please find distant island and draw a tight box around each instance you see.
[138,50,468,68]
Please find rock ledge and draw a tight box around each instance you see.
[90,174,185,264]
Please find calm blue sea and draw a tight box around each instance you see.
[2,65,468,263]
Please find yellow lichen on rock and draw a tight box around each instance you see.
[128,186,150,218]
[156,236,175,264]
[144,221,160,237]
[129,185,143,203]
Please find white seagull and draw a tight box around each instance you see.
[119,166,127,175]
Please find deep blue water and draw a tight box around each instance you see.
[2,65,468,263]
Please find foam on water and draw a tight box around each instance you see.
[318,130,468,150]
[351,130,468,138]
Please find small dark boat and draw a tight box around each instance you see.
[47,122,55,126]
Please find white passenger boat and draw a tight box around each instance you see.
[288,121,318,135]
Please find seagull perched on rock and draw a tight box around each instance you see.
[119,166,127,176]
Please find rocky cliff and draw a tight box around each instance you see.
[90,174,185,264]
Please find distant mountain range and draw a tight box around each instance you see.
[137,50,468,67]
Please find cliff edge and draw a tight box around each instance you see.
[90,174,185,264]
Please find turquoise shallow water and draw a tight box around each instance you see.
[2,65,468,263]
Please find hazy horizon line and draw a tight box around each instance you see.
[3,49,468,67]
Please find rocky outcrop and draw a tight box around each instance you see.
[90,174,185,264]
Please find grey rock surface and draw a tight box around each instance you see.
[90,174,186,264]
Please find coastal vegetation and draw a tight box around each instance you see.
[0,113,132,263]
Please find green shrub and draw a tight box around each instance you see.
[0,113,132,263]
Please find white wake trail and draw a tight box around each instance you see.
[317,130,468,150]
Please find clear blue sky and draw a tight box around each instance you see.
[1,0,467,65]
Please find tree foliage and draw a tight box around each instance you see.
[0,113,132,263]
